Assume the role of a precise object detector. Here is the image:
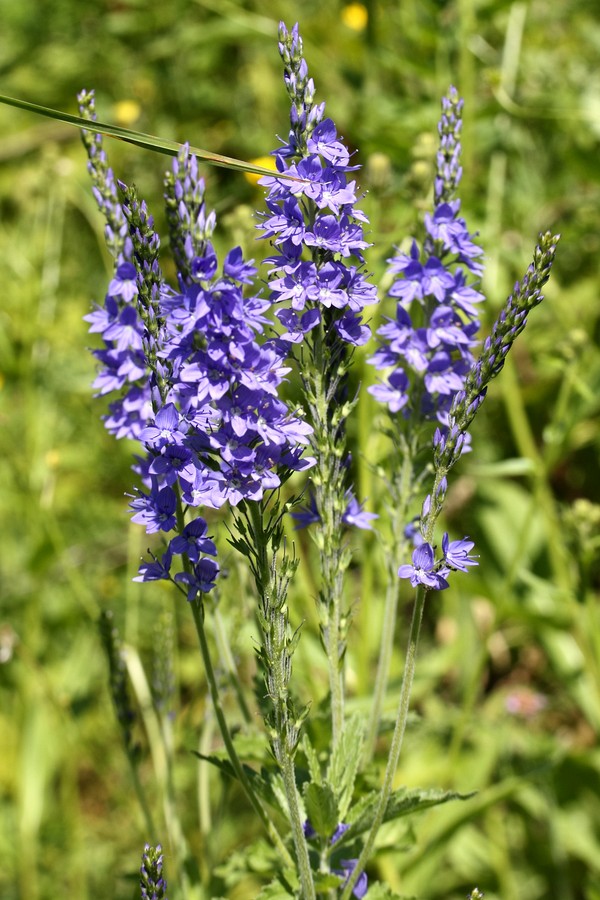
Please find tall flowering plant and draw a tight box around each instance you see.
[76,22,559,900]
[259,23,378,749]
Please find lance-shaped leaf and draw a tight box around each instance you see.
[304,781,340,839]
[0,91,300,180]
[326,715,364,822]
[344,786,475,839]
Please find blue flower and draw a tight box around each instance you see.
[258,24,377,350]
[293,491,377,531]
[174,558,220,599]
[108,261,138,302]
[84,139,318,596]
[442,533,478,571]
[398,543,449,590]
[303,820,368,899]
[368,87,484,435]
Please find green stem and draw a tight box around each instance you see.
[309,320,346,748]
[126,751,157,839]
[363,573,400,760]
[364,437,416,761]
[212,604,252,725]
[341,586,427,900]
[279,752,316,900]
[500,355,572,592]
[188,596,294,869]
[248,503,316,900]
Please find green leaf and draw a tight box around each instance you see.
[346,787,475,838]
[0,91,296,179]
[313,872,346,892]
[213,840,294,891]
[365,885,420,899]
[256,879,297,899]
[304,781,340,838]
[191,750,243,781]
[301,732,323,785]
[191,750,289,817]
[326,715,364,821]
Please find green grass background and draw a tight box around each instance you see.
[1,0,600,898]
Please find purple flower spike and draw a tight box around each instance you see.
[140,843,168,900]
[83,138,320,598]
[368,87,484,453]
[258,23,377,349]
[398,543,449,590]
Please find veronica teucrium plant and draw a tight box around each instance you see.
[259,23,378,749]
[78,22,559,900]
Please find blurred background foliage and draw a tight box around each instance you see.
[0,0,599,898]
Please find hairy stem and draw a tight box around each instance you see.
[341,585,427,900]
[364,435,416,761]
[306,317,349,748]
[248,502,316,900]
[188,596,294,868]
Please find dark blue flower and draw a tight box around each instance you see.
[292,491,376,531]
[174,558,220,599]
[130,485,178,534]
[342,493,378,531]
[398,543,449,590]
[133,549,173,583]
[108,261,138,302]
[334,858,368,899]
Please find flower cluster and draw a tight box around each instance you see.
[140,843,168,900]
[80,89,150,442]
[292,490,378,531]
[398,533,478,591]
[256,21,379,551]
[434,231,561,474]
[303,821,368,899]
[368,87,484,434]
[78,89,132,263]
[258,22,377,348]
[84,138,315,597]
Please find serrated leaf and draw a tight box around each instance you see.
[345,787,475,838]
[255,879,296,900]
[304,781,340,838]
[326,715,364,820]
[301,732,323,785]
[261,767,291,820]
[313,872,346,892]
[191,751,290,818]
[365,885,420,899]
[213,839,293,894]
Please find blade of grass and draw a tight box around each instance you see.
[0,92,298,180]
